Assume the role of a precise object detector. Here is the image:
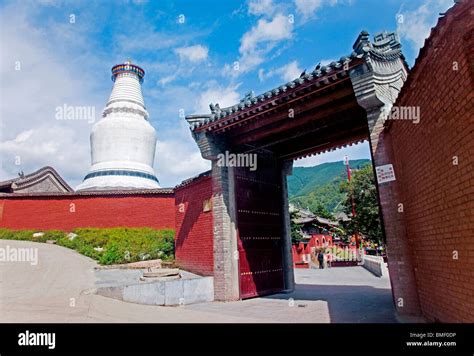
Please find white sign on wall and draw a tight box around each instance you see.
[375,164,396,184]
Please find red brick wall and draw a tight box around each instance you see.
[0,194,175,231]
[373,132,421,316]
[383,2,474,322]
[175,175,214,276]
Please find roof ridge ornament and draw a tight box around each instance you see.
[353,30,370,54]
[240,91,255,102]
[373,31,401,51]
[210,102,221,114]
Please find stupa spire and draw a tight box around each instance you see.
[76,61,160,191]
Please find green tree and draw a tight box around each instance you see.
[290,209,304,243]
[340,165,383,243]
[309,202,332,219]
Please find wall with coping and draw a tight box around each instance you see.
[0,193,175,231]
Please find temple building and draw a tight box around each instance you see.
[0,166,73,194]
[76,61,160,191]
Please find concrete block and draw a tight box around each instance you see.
[183,277,214,304]
[97,275,215,306]
[96,286,123,301]
[123,282,165,305]
[164,279,184,306]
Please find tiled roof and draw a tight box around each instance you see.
[186,31,408,132]
[292,205,339,226]
[0,166,175,197]
[0,166,73,192]
[174,170,211,190]
[0,187,174,197]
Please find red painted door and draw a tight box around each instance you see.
[234,161,285,299]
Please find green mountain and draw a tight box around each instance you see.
[288,159,371,214]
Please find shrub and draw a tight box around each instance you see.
[0,227,175,265]
[0,229,36,241]
[99,241,124,265]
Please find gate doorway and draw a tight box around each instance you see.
[235,162,285,298]
[186,31,408,301]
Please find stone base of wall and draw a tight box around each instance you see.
[362,255,387,277]
[97,276,214,306]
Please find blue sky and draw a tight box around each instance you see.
[0,0,454,187]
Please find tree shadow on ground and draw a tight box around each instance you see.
[265,283,398,323]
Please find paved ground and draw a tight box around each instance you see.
[0,240,397,323]
[273,267,397,323]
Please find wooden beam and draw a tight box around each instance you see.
[228,93,359,146]
[216,83,355,137]
[277,127,369,160]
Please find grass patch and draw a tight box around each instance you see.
[0,227,174,265]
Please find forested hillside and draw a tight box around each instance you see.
[288,159,371,215]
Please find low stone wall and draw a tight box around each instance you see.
[362,255,386,277]
[97,276,214,306]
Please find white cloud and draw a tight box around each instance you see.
[157,74,178,86]
[174,45,209,62]
[13,130,34,143]
[195,82,241,113]
[294,0,323,19]
[397,0,453,53]
[0,2,103,187]
[278,60,302,81]
[240,14,293,53]
[259,60,302,82]
[231,13,293,75]
[156,137,210,182]
[248,0,275,16]
[294,0,341,21]
[1,126,90,183]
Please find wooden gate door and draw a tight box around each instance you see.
[234,161,285,299]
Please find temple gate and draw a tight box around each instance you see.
[186,31,418,311]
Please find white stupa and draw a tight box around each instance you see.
[76,61,160,191]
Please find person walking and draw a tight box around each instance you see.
[317,250,324,269]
